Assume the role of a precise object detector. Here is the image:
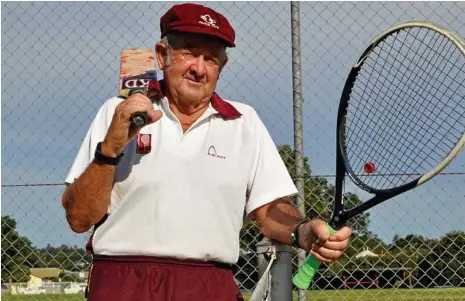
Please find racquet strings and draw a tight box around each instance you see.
[344,27,465,191]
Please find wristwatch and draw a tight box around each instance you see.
[290,220,308,249]
[93,142,124,165]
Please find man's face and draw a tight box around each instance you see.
[156,33,227,105]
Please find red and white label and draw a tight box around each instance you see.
[136,134,151,153]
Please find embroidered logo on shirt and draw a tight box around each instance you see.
[136,133,151,154]
[207,145,225,159]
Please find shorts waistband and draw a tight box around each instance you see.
[92,254,233,270]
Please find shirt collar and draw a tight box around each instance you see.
[148,79,242,119]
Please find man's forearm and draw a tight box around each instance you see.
[257,199,305,245]
[62,144,117,233]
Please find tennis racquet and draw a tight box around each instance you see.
[292,21,465,290]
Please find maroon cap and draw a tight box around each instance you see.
[160,3,236,47]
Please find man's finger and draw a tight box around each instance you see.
[317,239,350,251]
[311,220,331,243]
[312,244,344,261]
[329,226,352,242]
[310,249,334,264]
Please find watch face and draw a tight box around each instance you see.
[291,232,297,243]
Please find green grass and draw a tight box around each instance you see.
[304,288,465,300]
[3,288,465,301]
[2,295,84,301]
[242,288,465,301]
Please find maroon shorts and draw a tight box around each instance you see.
[86,255,244,301]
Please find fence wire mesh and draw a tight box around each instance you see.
[1,1,464,300]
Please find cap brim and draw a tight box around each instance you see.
[165,25,235,47]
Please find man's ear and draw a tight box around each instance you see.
[219,55,228,74]
[155,42,169,70]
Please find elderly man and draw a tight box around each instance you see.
[62,3,351,301]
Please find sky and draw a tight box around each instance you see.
[2,1,465,250]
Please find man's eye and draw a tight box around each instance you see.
[206,56,219,65]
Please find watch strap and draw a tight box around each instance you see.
[291,219,308,249]
[94,142,124,165]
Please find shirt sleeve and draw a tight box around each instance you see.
[245,112,298,218]
[64,98,119,184]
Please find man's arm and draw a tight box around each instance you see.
[253,197,305,245]
[62,93,163,234]
[254,197,352,264]
[61,142,117,233]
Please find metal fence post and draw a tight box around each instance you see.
[256,237,293,301]
[256,237,272,280]
[291,2,307,300]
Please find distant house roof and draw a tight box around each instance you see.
[30,268,62,279]
[355,248,380,259]
[63,270,89,279]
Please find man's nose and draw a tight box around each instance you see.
[189,56,206,78]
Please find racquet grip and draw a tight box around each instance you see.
[292,223,336,289]
[126,89,149,128]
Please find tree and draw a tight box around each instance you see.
[278,144,371,235]
[1,216,93,284]
[1,216,39,283]
[417,231,465,288]
[35,244,90,271]
[278,144,330,218]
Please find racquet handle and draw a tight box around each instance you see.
[126,88,149,128]
[292,223,336,289]
[131,112,148,128]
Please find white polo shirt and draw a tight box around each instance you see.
[65,81,298,264]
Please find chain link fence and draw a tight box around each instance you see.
[2,2,464,300]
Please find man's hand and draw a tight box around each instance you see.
[103,94,163,156]
[298,219,352,264]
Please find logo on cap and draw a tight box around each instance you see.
[199,14,219,29]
